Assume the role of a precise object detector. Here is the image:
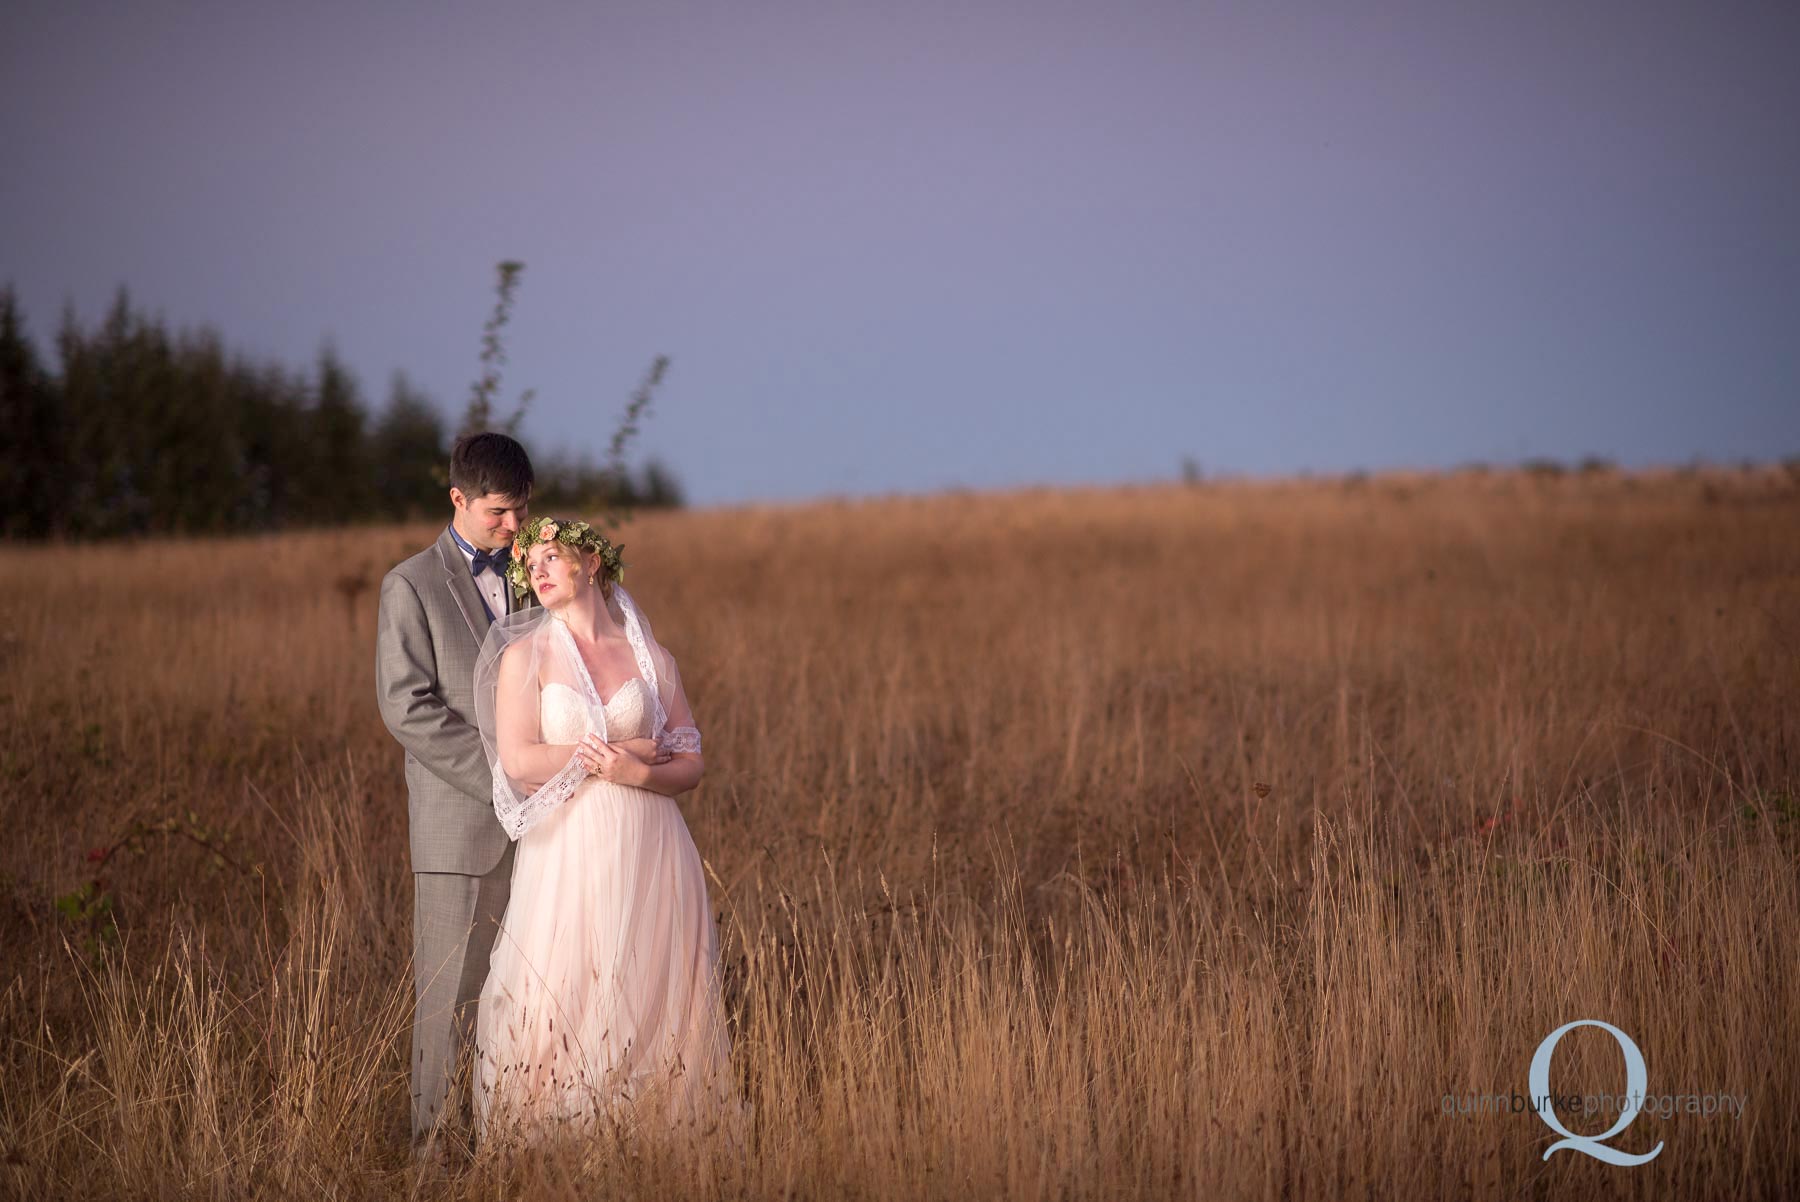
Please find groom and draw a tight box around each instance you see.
[375,431,534,1149]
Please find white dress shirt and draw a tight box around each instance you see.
[447,526,511,620]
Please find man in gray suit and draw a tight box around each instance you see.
[375,432,536,1150]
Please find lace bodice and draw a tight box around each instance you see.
[542,678,655,744]
[488,603,703,840]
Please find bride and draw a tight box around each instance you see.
[471,516,740,1145]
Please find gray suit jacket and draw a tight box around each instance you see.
[377,527,531,876]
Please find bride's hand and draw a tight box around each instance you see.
[575,734,654,786]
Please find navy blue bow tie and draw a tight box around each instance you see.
[470,547,511,578]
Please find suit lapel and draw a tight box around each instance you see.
[436,528,490,647]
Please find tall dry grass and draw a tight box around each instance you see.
[1,467,1797,1199]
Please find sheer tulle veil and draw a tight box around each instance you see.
[474,584,702,839]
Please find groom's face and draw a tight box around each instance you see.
[450,488,529,552]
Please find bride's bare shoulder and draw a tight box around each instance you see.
[496,636,541,681]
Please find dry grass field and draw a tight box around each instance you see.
[1,466,1797,1199]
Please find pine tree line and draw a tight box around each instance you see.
[0,286,684,540]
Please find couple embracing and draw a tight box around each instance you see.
[374,432,740,1156]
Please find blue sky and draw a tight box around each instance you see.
[4,0,1797,505]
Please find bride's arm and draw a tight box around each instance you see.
[577,738,702,796]
[633,751,703,796]
[634,641,703,795]
[613,736,667,764]
[495,644,581,789]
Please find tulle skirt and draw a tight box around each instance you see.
[474,776,742,1146]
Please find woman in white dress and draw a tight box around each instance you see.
[470,517,741,1146]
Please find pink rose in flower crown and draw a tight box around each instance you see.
[539,521,560,541]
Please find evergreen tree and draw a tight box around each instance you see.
[61,291,155,536]
[308,345,376,523]
[236,361,311,530]
[639,458,685,508]
[150,329,246,533]
[0,288,65,537]
[374,371,448,519]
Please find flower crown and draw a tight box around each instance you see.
[505,516,626,602]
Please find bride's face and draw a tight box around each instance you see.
[526,542,590,605]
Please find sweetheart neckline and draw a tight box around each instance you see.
[543,678,650,709]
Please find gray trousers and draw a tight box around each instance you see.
[411,842,516,1144]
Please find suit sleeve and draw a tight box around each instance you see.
[376,571,494,805]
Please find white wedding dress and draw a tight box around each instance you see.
[473,675,738,1142]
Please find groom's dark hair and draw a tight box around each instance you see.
[449,432,534,501]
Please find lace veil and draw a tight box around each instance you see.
[474,583,702,839]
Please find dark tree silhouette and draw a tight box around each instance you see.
[0,282,686,540]
[375,372,450,519]
[0,288,65,537]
